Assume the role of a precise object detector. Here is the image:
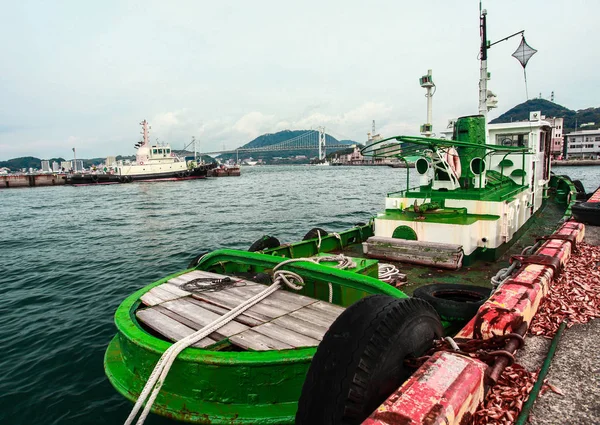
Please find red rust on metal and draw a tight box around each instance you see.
[458,264,553,340]
[510,254,562,276]
[363,352,487,425]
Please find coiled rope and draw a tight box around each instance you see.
[125,255,354,425]
[378,263,401,283]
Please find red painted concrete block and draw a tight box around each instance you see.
[364,351,487,425]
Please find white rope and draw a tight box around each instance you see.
[444,336,460,351]
[125,254,355,425]
[331,232,343,248]
[316,230,322,250]
[378,263,400,283]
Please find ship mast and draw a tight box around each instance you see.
[478,6,489,119]
[140,120,149,146]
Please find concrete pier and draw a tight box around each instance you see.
[0,174,66,189]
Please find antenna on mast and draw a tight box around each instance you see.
[420,69,435,137]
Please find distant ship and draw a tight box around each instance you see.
[66,120,216,185]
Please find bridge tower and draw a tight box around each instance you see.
[318,127,326,161]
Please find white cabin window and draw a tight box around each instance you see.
[497,133,528,147]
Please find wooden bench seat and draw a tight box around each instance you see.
[136,270,344,351]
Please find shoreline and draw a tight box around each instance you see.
[551,159,600,166]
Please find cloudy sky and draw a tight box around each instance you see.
[1,0,598,160]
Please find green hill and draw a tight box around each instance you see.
[490,99,600,133]
[0,156,66,171]
[219,130,357,163]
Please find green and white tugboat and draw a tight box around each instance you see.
[104,6,580,425]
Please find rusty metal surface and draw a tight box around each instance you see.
[363,351,487,425]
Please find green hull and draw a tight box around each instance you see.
[105,250,405,424]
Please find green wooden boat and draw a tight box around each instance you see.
[105,245,410,424]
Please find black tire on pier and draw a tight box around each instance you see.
[248,235,280,252]
[302,227,329,241]
[295,295,442,425]
[187,251,210,269]
[413,283,490,322]
[572,201,600,226]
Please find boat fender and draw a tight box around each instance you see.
[413,283,490,322]
[572,179,587,200]
[571,201,600,226]
[248,235,280,252]
[302,228,329,241]
[445,147,462,179]
[127,176,133,183]
[91,174,98,182]
[295,295,442,425]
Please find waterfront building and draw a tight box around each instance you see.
[543,116,564,159]
[41,160,51,172]
[106,156,117,167]
[52,161,60,172]
[61,161,73,172]
[565,129,600,159]
[74,159,84,172]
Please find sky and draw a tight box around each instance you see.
[1,0,599,160]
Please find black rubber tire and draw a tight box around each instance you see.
[572,201,600,226]
[413,283,490,322]
[248,235,280,252]
[295,295,442,425]
[187,251,209,269]
[571,179,588,200]
[302,227,328,241]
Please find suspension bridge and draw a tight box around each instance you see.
[198,128,355,161]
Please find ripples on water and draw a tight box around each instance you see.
[0,165,596,425]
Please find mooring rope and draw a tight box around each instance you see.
[490,241,543,291]
[125,255,355,425]
[378,263,401,283]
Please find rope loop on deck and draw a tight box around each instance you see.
[378,263,400,282]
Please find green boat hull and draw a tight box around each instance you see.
[105,250,406,424]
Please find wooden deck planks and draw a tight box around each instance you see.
[288,308,336,328]
[136,270,346,352]
[229,330,293,351]
[186,298,264,327]
[271,315,329,341]
[136,309,216,348]
[192,288,291,320]
[159,299,249,337]
[249,322,320,348]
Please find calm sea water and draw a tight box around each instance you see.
[0,165,596,425]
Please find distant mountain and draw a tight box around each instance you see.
[219,130,357,163]
[490,99,600,133]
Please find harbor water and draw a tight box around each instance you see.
[0,165,596,425]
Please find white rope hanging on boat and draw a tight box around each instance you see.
[125,255,354,425]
